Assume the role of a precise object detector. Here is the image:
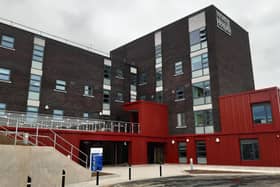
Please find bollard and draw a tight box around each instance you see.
[27,176,31,187]
[190,158,194,171]
[129,165,131,180]
[61,170,66,187]
[96,171,99,186]
[159,162,162,177]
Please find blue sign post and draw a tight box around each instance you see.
[90,148,103,172]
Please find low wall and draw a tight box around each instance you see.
[0,145,92,187]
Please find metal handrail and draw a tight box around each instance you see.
[0,110,140,134]
[49,129,88,166]
[0,125,88,167]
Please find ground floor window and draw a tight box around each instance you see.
[240,139,259,160]
[178,142,187,163]
[196,140,207,164]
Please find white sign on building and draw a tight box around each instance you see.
[216,11,231,36]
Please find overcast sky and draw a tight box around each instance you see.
[0,0,279,89]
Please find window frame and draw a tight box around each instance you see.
[174,61,183,75]
[55,80,66,92]
[240,139,260,161]
[84,85,93,96]
[0,68,11,82]
[251,102,273,124]
[176,112,186,128]
[175,87,185,101]
[1,35,15,49]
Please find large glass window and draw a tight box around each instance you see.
[53,109,64,121]
[155,91,163,103]
[32,44,44,62]
[28,91,40,100]
[1,35,15,49]
[84,85,93,96]
[176,113,186,127]
[191,53,209,78]
[189,27,207,52]
[240,139,259,160]
[55,80,66,91]
[0,103,6,116]
[175,87,185,100]
[192,81,211,105]
[138,72,147,85]
[103,90,110,103]
[175,61,183,75]
[252,102,272,124]
[194,110,213,127]
[0,68,11,81]
[155,45,162,58]
[26,106,38,123]
[104,65,111,79]
[29,74,41,92]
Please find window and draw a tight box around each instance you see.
[175,61,183,75]
[240,139,259,160]
[196,141,207,164]
[178,142,187,163]
[0,68,11,81]
[177,113,186,127]
[155,45,162,58]
[103,90,110,103]
[116,92,123,101]
[191,53,209,78]
[83,113,89,118]
[155,91,163,103]
[26,106,38,123]
[32,44,44,62]
[175,87,185,100]
[192,81,211,105]
[138,72,147,85]
[55,80,66,91]
[104,65,111,79]
[131,74,137,85]
[189,27,207,52]
[84,85,93,96]
[28,91,40,100]
[116,68,124,78]
[29,74,41,92]
[1,35,15,49]
[0,103,6,116]
[252,102,272,124]
[140,95,146,100]
[53,109,64,120]
[194,110,213,127]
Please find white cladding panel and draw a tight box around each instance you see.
[188,12,206,32]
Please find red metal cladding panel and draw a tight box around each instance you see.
[123,101,169,137]
[219,87,280,134]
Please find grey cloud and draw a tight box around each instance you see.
[0,0,279,88]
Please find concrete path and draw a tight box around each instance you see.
[67,164,280,187]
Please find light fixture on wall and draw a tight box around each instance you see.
[186,138,190,143]
[44,105,49,110]
[124,141,127,146]
[276,134,280,139]
[171,140,175,144]
[215,137,220,143]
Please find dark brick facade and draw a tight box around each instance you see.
[0,5,254,135]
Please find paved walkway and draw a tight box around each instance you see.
[67,164,280,187]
